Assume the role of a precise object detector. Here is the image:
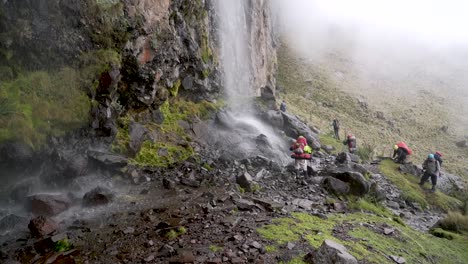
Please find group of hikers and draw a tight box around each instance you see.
[285,106,445,192]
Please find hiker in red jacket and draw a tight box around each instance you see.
[343,134,357,154]
[290,136,312,178]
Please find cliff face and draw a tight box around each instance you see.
[0,0,278,189]
[0,0,277,137]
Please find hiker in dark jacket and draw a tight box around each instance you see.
[419,154,441,192]
[332,119,340,140]
[343,134,356,154]
[280,100,286,112]
[392,145,409,164]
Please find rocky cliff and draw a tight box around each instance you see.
[0,0,278,185]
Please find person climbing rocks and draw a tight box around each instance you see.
[332,119,340,140]
[392,142,412,164]
[290,136,312,178]
[343,134,357,154]
[419,154,441,192]
[280,100,286,112]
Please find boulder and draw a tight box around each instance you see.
[236,172,256,192]
[263,110,283,128]
[322,167,370,196]
[128,121,147,155]
[307,239,357,264]
[0,141,34,167]
[292,199,314,210]
[438,172,465,193]
[398,163,423,177]
[335,152,350,164]
[322,177,350,195]
[87,150,128,168]
[27,194,71,216]
[280,112,321,150]
[82,186,114,207]
[322,145,335,154]
[0,214,28,232]
[28,216,58,237]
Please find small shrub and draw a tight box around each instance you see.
[54,239,73,252]
[209,245,223,252]
[356,142,375,162]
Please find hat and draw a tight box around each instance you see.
[428,154,434,159]
[393,145,398,150]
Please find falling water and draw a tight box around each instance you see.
[215,0,290,164]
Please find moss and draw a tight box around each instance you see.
[0,68,90,146]
[209,245,223,253]
[169,79,181,97]
[379,159,462,212]
[438,211,468,233]
[202,163,213,171]
[201,69,210,79]
[258,212,468,264]
[165,226,187,240]
[264,245,277,253]
[54,239,73,252]
[237,185,245,194]
[319,133,343,154]
[348,197,393,218]
[111,114,131,154]
[130,141,193,168]
[200,29,212,64]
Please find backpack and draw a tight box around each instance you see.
[304,145,312,154]
[293,142,304,154]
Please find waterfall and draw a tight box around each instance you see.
[216,0,253,110]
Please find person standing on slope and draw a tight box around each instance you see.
[419,154,441,192]
[280,100,286,112]
[392,145,409,164]
[332,119,340,140]
[290,136,312,178]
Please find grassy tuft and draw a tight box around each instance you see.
[131,141,193,168]
[430,228,460,240]
[348,196,393,218]
[209,245,223,253]
[438,212,468,234]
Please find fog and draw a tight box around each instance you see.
[272,0,468,132]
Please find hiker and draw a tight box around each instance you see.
[419,154,441,192]
[290,136,312,178]
[280,100,286,112]
[392,142,412,164]
[343,134,357,154]
[332,119,340,140]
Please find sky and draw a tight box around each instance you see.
[274,0,468,47]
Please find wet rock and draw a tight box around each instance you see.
[82,186,114,207]
[169,250,195,263]
[398,163,423,176]
[33,233,68,254]
[180,177,201,188]
[255,168,268,180]
[158,244,176,257]
[8,177,41,202]
[280,112,321,150]
[233,198,258,211]
[438,172,465,193]
[0,214,28,232]
[390,255,406,264]
[324,169,369,196]
[252,198,284,212]
[256,134,272,149]
[263,110,283,128]
[292,199,314,210]
[309,239,357,264]
[27,193,71,216]
[322,177,350,195]
[28,216,58,237]
[163,178,176,189]
[332,202,347,213]
[236,172,256,192]
[0,141,34,169]
[128,121,147,155]
[335,152,350,164]
[87,150,128,168]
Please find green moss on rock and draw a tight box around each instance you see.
[130,141,193,168]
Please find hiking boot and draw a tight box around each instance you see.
[431,185,436,192]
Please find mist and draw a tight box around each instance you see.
[272,0,468,132]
